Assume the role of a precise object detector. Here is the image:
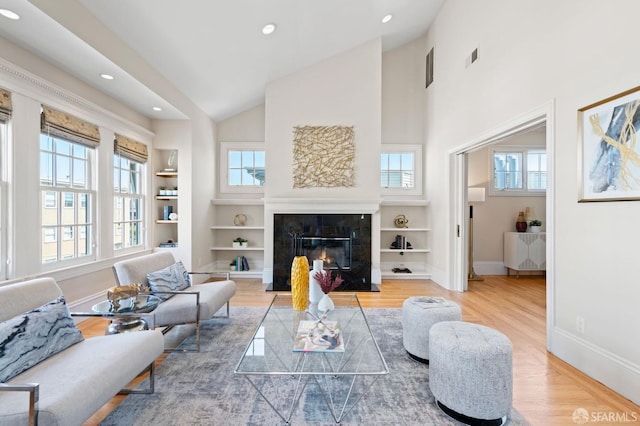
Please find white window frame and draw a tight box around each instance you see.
[113,152,145,252]
[220,142,265,193]
[490,145,546,196]
[39,134,96,268]
[0,121,7,280]
[381,144,423,196]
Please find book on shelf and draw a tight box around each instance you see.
[293,320,344,353]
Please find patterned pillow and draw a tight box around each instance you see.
[0,296,84,383]
[146,261,191,301]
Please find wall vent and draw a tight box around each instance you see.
[465,48,479,68]
[425,47,434,88]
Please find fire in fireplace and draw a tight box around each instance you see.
[272,213,372,291]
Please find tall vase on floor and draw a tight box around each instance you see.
[291,256,309,310]
[309,260,324,304]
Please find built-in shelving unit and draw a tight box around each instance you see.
[153,150,179,249]
[379,200,431,279]
[210,199,264,278]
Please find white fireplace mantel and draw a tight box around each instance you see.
[264,198,381,214]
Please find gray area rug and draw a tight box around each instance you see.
[101,307,530,425]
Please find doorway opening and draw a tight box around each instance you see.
[449,100,555,349]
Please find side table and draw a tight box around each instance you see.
[92,294,161,334]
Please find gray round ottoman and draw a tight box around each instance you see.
[429,321,513,426]
[402,296,461,363]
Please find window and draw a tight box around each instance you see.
[220,142,265,193]
[0,121,6,279]
[40,134,94,264]
[380,144,422,195]
[113,153,144,250]
[491,146,546,195]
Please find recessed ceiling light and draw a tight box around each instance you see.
[100,73,114,80]
[262,23,276,35]
[0,9,20,20]
[153,107,162,111]
[382,14,393,24]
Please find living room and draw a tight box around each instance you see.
[0,0,639,424]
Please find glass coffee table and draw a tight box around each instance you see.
[235,294,388,423]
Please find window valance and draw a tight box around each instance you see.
[114,134,148,163]
[40,105,100,148]
[0,89,12,122]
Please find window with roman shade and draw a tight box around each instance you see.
[40,106,98,265]
[113,134,148,163]
[113,134,146,251]
[40,105,100,148]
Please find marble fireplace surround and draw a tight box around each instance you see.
[265,198,380,292]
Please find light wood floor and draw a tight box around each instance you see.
[80,276,640,425]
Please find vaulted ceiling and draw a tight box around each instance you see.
[0,0,444,121]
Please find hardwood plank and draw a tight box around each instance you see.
[80,276,639,425]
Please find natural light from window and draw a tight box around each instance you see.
[40,134,93,263]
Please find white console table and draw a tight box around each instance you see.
[503,232,546,277]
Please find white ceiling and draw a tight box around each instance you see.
[0,0,444,121]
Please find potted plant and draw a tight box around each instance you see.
[158,186,166,196]
[233,237,248,248]
[229,259,237,271]
[528,219,542,233]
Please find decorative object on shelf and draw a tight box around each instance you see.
[163,205,173,220]
[515,211,527,233]
[468,187,486,281]
[231,255,250,271]
[158,186,167,196]
[291,256,310,310]
[394,214,409,228]
[309,259,324,304]
[232,237,248,248]
[528,219,542,233]
[168,212,178,221]
[159,240,178,248]
[233,213,247,226]
[390,235,412,250]
[163,150,177,172]
[170,186,178,196]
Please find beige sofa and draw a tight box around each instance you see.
[112,251,237,352]
[0,278,164,425]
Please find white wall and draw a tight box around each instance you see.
[424,0,640,403]
[382,37,425,145]
[264,38,382,200]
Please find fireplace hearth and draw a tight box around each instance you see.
[271,214,373,291]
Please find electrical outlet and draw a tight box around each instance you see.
[576,316,585,334]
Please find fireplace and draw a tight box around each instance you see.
[272,213,373,291]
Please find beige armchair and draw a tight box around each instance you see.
[112,251,236,352]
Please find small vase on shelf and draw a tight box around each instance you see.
[318,293,334,312]
[515,211,527,233]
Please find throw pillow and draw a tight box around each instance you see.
[0,296,85,383]
[146,261,191,301]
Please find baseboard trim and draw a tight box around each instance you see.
[550,326,640,405]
